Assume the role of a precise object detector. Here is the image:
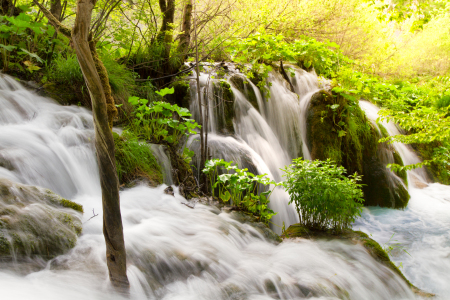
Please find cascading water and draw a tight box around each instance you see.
[187,65,325,229]
[355,100,450,297]
[0,72,432,299]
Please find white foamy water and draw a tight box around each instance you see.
[355,183,450,298]
[0,72,446,299]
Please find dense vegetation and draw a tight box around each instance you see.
[282,158,364,232]
[1,0,450,224]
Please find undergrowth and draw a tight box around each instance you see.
[113,131,162,185]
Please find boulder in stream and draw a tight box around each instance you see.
[306,91,410,208]
[0,178,83,259]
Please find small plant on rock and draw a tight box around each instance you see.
[203,159,277,224]
[127,87,200,145]
[281,158,364,232]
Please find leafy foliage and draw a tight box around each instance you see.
[126,88,200,145]
[281,158,364,232]
[0,10,56,72]
[203,159,277,224]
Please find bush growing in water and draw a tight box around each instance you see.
[203,159,277,225]
[281,158,364,232]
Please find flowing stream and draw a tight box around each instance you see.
[0,71,448,299]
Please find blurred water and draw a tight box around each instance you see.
[0,72,424,299]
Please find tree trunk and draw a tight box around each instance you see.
[71,0,128,290]
[0,0,21,15]
[176,0,193,59]
[50,0,62,20]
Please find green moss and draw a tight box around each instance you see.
[0,233,10,255]
[229,75,259,110]
[59,199,83,213]
[393,151,408,185]
[376,122,390,139]
[413,141,450,185]
[307,91,375,175]
[213,81,235,134]
[113,132,163,185]
[307,91,411,208]
[393,183,410,209]
[168,80,191,108]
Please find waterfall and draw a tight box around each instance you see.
[359,100,429,187]
[150,144,173,185]
[355,100,450,297]
[0,72,429,299]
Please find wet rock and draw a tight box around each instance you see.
[164,186,175,196]
[228,211,281,244]
[229,74,259,111]
[306,91,410,208]
[282,224,434,298]
[0,178,82,259]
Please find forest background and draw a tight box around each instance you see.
[1,0,450,181]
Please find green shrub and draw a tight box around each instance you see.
[126,88,200,145]
[50,53,84,83]
[101,54,136,98]
[203,159,277,224]
[50,52,136,98]
[113,131,162,184]
[435,95,450,109]
[281,158,364,232]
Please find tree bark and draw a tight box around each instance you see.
[50,0,63,21]
[175,0,192,58]
[0,0,21,16]
[71,0,128,290]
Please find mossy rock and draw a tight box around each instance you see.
[113,132,163,186]
[392,151,408,185]
[0,178,83,259]
[166,145,198,199]
[213,81,235,135]
[229,74,259,111]
[306,91,410,208]
[412,141,450,185]
[281,224,434,298]
[167,80,191,109]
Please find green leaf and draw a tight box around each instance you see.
[155,87,175,97]
[0,44,16,51]
[19,48,44,63]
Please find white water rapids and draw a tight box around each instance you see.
[0,71,448,299]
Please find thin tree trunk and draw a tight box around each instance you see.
[33,0,129,290]
[71,0,128,290]
[175,0,192,58]
[50,0,62,20]
[193,0,206,192]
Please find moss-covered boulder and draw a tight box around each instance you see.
[166,145,198,199]
[0,178,83,259]
[306,91,410,208]
[229,74,259,112]
[113,132,163,187]
[167,80,191,109]
[281,224,434,298]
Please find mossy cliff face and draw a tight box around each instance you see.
[0,178,83,259]
[306,91,410,208]
[166,145,198,199]
[281,224,434,298]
